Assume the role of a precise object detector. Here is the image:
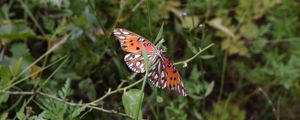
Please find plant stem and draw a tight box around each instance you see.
[147,0,153,37]
[174,43,214,66]
[135,46,150,119]
[0,90,134,119]
[218,51,228,101]
[89,78,144,105]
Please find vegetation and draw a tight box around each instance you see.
[0,0,300,119]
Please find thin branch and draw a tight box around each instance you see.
[89,78,144,105]
[258,88,280,120]
[0,90,134,119]
[18,0,45,35]
[174,43,214,66]
[131,0,144,12]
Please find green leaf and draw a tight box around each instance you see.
[0,112,8,120]
[205,81,214,97]
[16,101,27,120]
[9,57,23,77]
[58,79,71,99]
[122,89,143,119]
[0,65,10,103]
[68,105,86,119]
[206,100,246,120]
[156,96,163,103]
[0,65,11,82]
[8,43,34,78]
[181,16,199,30]
[0,21,35,39]
[78,79,96,100]
[43,16,55,32]
[10,43,34,62]
[154,23,164,44]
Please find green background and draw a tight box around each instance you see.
[0,0,300,119]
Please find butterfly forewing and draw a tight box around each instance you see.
[161,56,187,96]
[148,56,187,96]
[113,28,155,53]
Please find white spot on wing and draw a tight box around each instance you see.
[161,72,165,78]
[136,62,140,66]
[134,54,141,58]
[129,63,133,67]
[118,36,125,39]
[114,32,121,35]
[140,64,144,68]
[148,72,152,77]
[154,74,158,79]
[181,89,186,96]
[138,38,145,42]
[141,68,145,72]
[158,62,161,72]
[122,31,130,35]
[163,82,167,88]
[124,54,131,60]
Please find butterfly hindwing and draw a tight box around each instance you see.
[124,52,156,73]
[148,56,168,89]
[113,28,155,53]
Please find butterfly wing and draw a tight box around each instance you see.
[124,52,156,73]
[114,28,187,96]
[148,56,168,89]
[162,56,187,96]
[148,56,187,96]
[113,28,155,53]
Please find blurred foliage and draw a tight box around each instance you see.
[0,0,300,119]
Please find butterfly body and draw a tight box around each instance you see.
[113,28,187,96]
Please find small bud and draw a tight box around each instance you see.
[180,12,188,17]
[198,24,205,28]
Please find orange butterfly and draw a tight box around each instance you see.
[113,28,187,96]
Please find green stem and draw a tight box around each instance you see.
[147,0,153,37]
[87,0,108,38]
[109,0,127,37]
[135,46,150,119]
[218,51,228,101]
[89,78,144,105]
[174,43,214,66]
[18,0,45,35]
[4,55,68,90]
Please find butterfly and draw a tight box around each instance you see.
[113,28,187,96]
